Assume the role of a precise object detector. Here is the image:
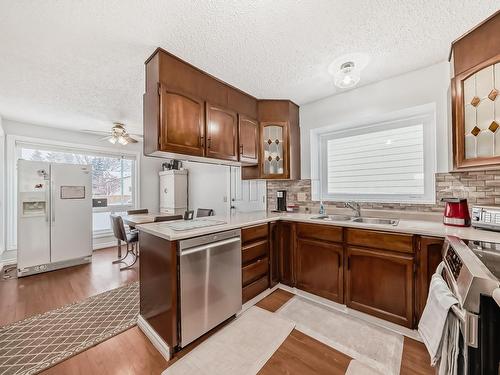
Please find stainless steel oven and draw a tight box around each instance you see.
[442,236,500,374]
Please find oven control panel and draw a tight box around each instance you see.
[445,246,463,280]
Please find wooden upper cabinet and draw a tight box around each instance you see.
[242,100,300,180]
[450,11,500,170]
[159,85,205,156]
[261,121,289,179]
[345,246,414,328]
[238,115,259,165]
[205,103,238,161]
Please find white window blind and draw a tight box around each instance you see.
[318,108,436,204]
[326,124,424,195]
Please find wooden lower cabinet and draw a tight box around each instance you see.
[416,236,444,320]
[278,222,294,286]
[241,224,270,303]
[296,238,343,303]
[345,246,415,328]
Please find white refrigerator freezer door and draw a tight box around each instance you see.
[17,160,51,269]
[50,163,92,263]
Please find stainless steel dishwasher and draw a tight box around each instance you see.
[179,229,242,347]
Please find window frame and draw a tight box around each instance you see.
[314,104,437,204]
[6,135,141,250]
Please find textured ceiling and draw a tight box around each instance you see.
[0,1,498,134]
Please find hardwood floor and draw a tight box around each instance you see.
[256,288,294,312]
[43,327,167,375]
[0,246,137,326]
[2,260,434,375]
[258,330,351,375]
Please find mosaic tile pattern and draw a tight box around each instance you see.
[0,282,139,375]
[268,170,500,213]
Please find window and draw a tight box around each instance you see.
[17,143,136,235]
[318,108,436,203]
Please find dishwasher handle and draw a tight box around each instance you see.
[180,237,241,256]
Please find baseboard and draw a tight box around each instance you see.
[137,315,171,361]
[276,283,422,342]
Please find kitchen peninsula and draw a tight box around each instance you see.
[136,211,500,360]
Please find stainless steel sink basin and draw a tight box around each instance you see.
[352,217,399,226]
[311,214,352,221]
[311,215,399,226]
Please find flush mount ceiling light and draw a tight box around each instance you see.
[328,53,370,90]
[334,61,360,89]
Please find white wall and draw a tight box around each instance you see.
[300,61,451,178]
[184,161,231,217]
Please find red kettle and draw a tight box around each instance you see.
[441,198,471,227]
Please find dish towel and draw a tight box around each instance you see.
[418,262,459,365]
[438,312,460,375]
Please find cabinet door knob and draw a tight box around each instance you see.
[207,138,212,148]
[199,136,204,147]
[240,144,243,154]
[164,188,168,193]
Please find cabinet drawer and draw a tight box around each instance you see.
[296,223,343,243]
[242,276,269,303]
[242,257,269,286]
[242,240,268,265]
[242,224,269,244]
[346,228,414,254]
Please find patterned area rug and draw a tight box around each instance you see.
[0,281,139,375]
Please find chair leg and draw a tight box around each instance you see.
[119,243,138,271]
[112,243,129,264]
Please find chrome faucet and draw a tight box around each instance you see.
[344,201,361,217]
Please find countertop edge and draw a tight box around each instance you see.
[136,214,500,243]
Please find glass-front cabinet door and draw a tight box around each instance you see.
[261,121,288,179]
[453,58,500,169]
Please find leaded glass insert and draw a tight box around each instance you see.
[463,63,500,159]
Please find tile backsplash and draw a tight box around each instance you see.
[267,170,500,213]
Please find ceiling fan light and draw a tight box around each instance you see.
[108,136,117,144]
[334,61,360,89]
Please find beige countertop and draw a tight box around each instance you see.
[136,211,500,243]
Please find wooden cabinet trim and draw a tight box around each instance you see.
[296,222,343,243]
[346,228,414,254]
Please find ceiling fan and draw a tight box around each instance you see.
[84,123,141,145]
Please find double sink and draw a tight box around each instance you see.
[311,214,399,226]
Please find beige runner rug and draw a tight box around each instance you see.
[162,306,295,375]
[0,281,139,375]
[278,296,403,375]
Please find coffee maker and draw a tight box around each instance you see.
[276,190,287,212]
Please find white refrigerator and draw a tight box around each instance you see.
[17,160,93,277]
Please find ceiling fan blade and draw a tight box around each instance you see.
[99,135,113,141]
[124,134,139,143]
[82,129,112,136]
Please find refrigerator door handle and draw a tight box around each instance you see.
[51,180,56,223]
